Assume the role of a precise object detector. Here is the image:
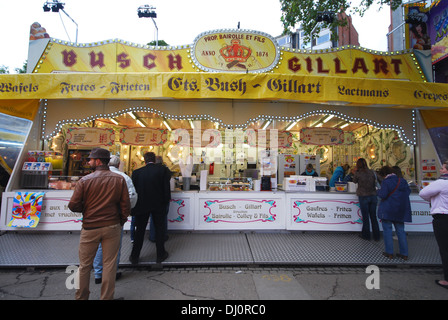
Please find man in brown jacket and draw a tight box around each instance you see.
[68,148,130,300]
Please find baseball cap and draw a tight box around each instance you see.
[88,148,110,159]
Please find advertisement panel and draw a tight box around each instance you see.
[427,0,448,63]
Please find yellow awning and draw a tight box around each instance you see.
[421,109,448,128]
[0,99,40,121]
[1,72,448,110]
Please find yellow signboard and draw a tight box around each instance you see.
[191,30,279,72]
[31,30,425,82]
[278,48,426,81]
[34,40,196,73]
[1,72,447,109]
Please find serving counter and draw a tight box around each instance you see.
[0,189,433,232]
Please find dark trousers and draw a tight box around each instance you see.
[433,214,448,281]
[131,209,167,261]
[359,195,380,241]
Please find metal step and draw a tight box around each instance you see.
[0,231,441,268]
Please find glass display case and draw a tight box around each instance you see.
[48,176,80,190]
[208,177,253,191]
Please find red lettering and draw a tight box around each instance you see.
[391,59,402,75]
[62,50,77,67]
[143,53,156,70]
[316,57,329,73]
[168,54,183,70]
[334,57,347,74]
[305,57,313,73]
[352,58,368,74]
[89,51,105,68]
[117,52,131,69]
[373,58,388,75]
[288,57,301,72]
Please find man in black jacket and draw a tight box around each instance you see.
[130,152,171,264]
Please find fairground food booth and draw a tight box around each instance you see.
[1,26,447,232]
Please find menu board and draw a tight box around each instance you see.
[66,127,115,146]
[300,127,345,145]
[120,127,168,146]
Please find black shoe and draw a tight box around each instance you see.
[358,234,370,241]
[156,251,169,263]
[382,252,394,259]
[129,256,139,265]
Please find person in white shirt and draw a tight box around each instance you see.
[419,160,448,289]
[93,155,138,284]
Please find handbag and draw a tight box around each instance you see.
[387,178,400,198]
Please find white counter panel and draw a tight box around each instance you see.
[195,191,286,230]
[1,190,433,232]
[0,190,195,231]
[168,191,195,230]
[286,192,362,231]
[286,192,433,232]
[407,195,432,232]
[1,190,82,231]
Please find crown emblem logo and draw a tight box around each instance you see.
[219,39,252,66]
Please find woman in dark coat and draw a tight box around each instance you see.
[353,158,380,241]
[377,166,412,260]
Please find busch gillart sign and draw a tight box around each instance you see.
[191,29,280,73]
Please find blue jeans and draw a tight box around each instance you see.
[382,219,408,256]
[93,229,123,279]
[359,195,380,240]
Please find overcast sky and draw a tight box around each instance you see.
[0,0,390,72]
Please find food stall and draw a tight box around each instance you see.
[0,27,446,232]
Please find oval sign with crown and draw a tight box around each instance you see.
[191,29,280,73]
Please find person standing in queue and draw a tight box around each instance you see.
[149,156,171,242]
[353,158,380,241]
[419,160,448,289]
[130,152,171,264]
[68,148,131,300]
[377,166,412,260]
[93,155,138,284]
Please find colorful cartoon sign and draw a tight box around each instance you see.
[8,192,45,228]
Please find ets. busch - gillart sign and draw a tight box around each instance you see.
[191,29,280,73]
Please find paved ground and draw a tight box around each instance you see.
[0,265,446,302]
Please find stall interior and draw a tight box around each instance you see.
[43,110,415,191]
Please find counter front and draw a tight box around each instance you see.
[0,190,433,232]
